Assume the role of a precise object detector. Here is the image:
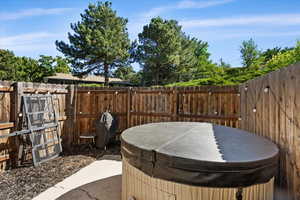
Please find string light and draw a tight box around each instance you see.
[264,86,270,93]
[244,86,248,91]
[87,91,91,94]
[253,108,257,113]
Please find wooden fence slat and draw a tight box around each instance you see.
[0,122,14,130]
[240,63,300,199]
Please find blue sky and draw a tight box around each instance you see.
[0,0,299,69]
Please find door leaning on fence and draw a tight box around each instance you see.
[22,94,62,166]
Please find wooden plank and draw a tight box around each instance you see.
[0,155,9,162]
[0,86,14,92]
[293,65,300,200]
[23,88,68,94]
[285,66,295,199]
[177,90,239,94]
[12,82,23,166]
[76,113,127,118]
[0,122,14,130]
[77,90,127,93]
[131,90,173,94]
[127,88,131,129]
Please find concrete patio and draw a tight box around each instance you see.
[32,160,122,200]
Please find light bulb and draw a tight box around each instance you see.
[264,87,269,93]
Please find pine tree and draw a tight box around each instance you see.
[56,1,130,86]
[240,38,260,68]
[136,17,182,85]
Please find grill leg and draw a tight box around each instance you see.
[236,187,243,200]
[17,143,23,167]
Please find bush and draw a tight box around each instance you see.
[167,41,300,87]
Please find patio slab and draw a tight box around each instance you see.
[32,160,122,200]
[58,175,121,200]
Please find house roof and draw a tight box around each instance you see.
[44,73,124,83]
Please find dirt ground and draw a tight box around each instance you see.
[0,143,121,200]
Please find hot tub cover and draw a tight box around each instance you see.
[121,122,279,188]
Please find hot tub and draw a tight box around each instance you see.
[121,122,279,200]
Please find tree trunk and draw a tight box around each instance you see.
[155,72,159,85]
[155,66,159,85]
[104,63,109,86]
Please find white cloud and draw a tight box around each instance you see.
[132,0,234,38]
[220,31,300,39]
[0,8,73,20]
[143,0,234,18]
[188,30,300,42]
[177,0,234,9]
[180,14,300,28]
[0,32,62,52]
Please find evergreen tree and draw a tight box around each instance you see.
[261,47,293,64]
[136,17,182,85]
[176,35,197,82]
[0,49,17,80]
[113,65,142,85]
[113,65,135,80]
[56,1,130,86]
[240,38,260,68]
[0,50,70,82]
[218,58,231,68]
[54,56,71,73]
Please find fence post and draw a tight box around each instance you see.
[10,82,24,166]
[127,87,132,129]
[64,85,75,152]
[172,87,179,121]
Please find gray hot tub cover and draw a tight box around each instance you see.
[121,122,279,188]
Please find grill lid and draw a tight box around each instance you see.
[95,112,118,149]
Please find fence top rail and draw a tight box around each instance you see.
[76,85,239,91]
[0,81,71,94]
[0,79,240,92]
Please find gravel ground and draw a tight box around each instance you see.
[0,143,121,200]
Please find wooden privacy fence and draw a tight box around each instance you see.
[0,82,240,167]
[1,63,300,199]
[71,85,240,145]
[239,63,300,200]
